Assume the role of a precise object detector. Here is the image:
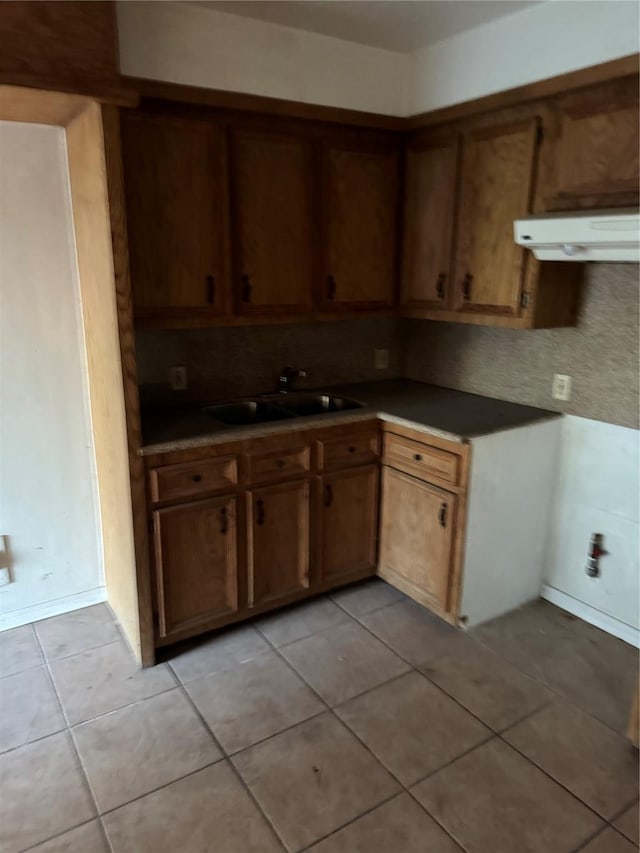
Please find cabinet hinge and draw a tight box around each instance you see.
[520,292,530,309]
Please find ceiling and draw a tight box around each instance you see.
[196,1,541,53]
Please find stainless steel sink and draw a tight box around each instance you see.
[201,392,363,425]
[201,400,295,426]
[278,393,363,417]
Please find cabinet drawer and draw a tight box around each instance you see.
[319,430,380,471]
[149,456,238,503]
[247,445,311,484]
[383,433,459,485]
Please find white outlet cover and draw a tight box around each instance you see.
[552,373,572,401]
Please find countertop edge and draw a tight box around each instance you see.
[139,407,562,457]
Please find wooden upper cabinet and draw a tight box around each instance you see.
[321,144,398,309]
[246,480,310,608]
[121,112,230,317]
[231,131,315,314]
[452,119,539,317]
[0,1,123,98]
[401,139,459,310]
[153,495,238,639]
[550,77,639,210]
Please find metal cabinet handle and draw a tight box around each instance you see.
[206,275,215,304]
[191,474,202,483]
[413,454,423,462]
[326,274,336,301]
[241,274,252,303]
[324,484,333,508]
[219,506,229,535]
[438,502,448,528]
[436,272,446,299]
[256,499,265,526]
[462,273,473,301]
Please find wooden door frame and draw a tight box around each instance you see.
[0,86,154,666]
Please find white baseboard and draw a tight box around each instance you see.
[541,584,639,649]
[0,587,107,631]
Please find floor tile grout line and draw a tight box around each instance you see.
[469,627,637,740]
[404,786,472,853]
[254,614,468,853]
[295,790,407,853]
[326,600,632,826]
[28,626,104,848]
[176,682,290,853]
[18,817,103,853]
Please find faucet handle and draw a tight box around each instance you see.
[279,366,307,393]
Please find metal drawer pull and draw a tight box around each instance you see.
[413,453,423,462]
[191,474,202,483]
[241,274,252,303]
[206,275,215,304]
[324,484,333,508]
[256,499,265,526]
[219,506,228,535]
[438,502,448,528]
[462,273,473,301]
[326,274,336,301]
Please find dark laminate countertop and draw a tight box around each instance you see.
[140,379,559,456]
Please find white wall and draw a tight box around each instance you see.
[0,122,104,630]
[116,1,407,116]
[117,1,638,118]
[408,0,639,114]
[543,416,639,645]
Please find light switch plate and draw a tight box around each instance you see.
[552,373,572,401]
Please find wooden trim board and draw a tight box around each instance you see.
[65,102,153,666]
[125,54,638,132]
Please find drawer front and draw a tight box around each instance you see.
[247,445,311,484]
[149,456,238,503]
[320,429,380,471]
[383,433,459,485]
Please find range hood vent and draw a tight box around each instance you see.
[514,208,639,262]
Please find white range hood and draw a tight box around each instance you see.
[514,208,640,262]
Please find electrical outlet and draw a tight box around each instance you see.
[0,567,11,587]
[552,373,572,401]
[170,366,188,391]
[374,349,389,370]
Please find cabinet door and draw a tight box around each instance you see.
[153,495,238,639]
[401,139,458,310]
[121,112,230,316]
[319,465,379,584]
[552,82,639,210]
[452,119,538,318]
[379,467,456,611]
[247,480,310,608]
[231,131,315,314]
[321,145,398,309]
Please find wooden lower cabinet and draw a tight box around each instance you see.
[153,495,238,639]
[379,466,457,612]
[318,465,379,584]
[246,479,311,608]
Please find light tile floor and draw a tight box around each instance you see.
[0,582,638,853]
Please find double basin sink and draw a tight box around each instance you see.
[202,392,364,426]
